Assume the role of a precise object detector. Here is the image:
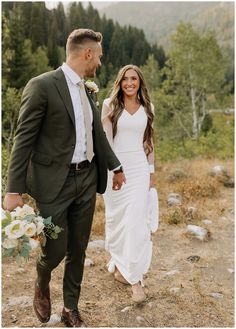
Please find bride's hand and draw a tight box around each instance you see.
[149,173,155,190]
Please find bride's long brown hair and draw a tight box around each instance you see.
[108,64,154,155]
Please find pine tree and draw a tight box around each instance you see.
[7,4,33,88]
[47,11,61,68]
[151,44,166,69]
[67,2,87,31]
[87,3,101,31]
[141,55,160,93]
[55,2,67,46]
[2,13,13,90]
[28,2,49,51]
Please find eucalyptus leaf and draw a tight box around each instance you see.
[43,216,52,225]
[22,242,31,251]
[54,225,62,234]
[23,214,35,222]
[16,254,23,267]
[20,247,30,258]
[22,236,30,242]
[3,248,15,257]
[50,232,58,239]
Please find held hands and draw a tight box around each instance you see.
[112,172,126,191]
[3,194,24,211]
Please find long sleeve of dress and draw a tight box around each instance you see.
[101,98,114,149]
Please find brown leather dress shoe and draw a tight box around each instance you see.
[61,308,86,327]
[33,281,51,323]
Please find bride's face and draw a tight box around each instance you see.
[121,69,140,97]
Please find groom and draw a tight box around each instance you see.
[3,29,125,327]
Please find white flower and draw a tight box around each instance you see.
[35,215,44,222]
[24,223,37,237]
[1,208,7,220]
[29,238,40,250]
[5,220,26,239]
[85,80,99,93]
[2,238,18,249]
[11,204,35,218]
[36,220,44,235]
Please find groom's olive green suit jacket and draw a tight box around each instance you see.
[6,68,120,203]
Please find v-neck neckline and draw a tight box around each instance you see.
[124,105,142,116]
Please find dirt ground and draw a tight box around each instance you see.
[1,159,234,327]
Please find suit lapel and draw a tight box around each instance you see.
[53,68,75,126]
[85,87,95,109]
[85,87,100,129]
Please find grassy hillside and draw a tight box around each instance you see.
[191,2,234,49]
[100,1,234,49]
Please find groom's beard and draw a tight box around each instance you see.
[85,64,97,78]
[86,70,96,78]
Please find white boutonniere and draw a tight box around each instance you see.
[85,80,99,93]
[85,80,99,107]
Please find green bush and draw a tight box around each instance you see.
[155,113,234,161]
[2,146,10,194]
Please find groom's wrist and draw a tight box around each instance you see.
[113,166,123,174]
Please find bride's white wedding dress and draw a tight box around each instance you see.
[102,98,154,285]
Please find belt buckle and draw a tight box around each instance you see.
[75,163,81,171]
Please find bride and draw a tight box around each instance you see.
[101,64,155,303]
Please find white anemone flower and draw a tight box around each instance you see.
[29,238,40,250]
[2,238,18,249]
[24,223,37,237]
[35,215,44,222]
[36,220,44,234]
[11,204,35,218]
[5,220,26,239]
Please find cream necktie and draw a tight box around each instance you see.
[78,81,93,162]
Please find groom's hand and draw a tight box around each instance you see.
[112,172,126,191]
[3,193,24,211]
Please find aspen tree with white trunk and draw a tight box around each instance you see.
[159,23,226,140]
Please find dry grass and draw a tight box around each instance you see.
[162,204,204,225]
[156,158,233,226]
[91,195,105,237]
[172,176,221,201]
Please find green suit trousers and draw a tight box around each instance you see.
[36,161,97,309]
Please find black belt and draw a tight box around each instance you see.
[69,160,90,171]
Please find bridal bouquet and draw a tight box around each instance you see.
[2,204,63,265]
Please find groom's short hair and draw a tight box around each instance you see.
[66,28,102,55]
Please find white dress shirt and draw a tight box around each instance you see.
[61,62,94,163]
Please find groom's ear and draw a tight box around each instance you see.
[84,47,93,60]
